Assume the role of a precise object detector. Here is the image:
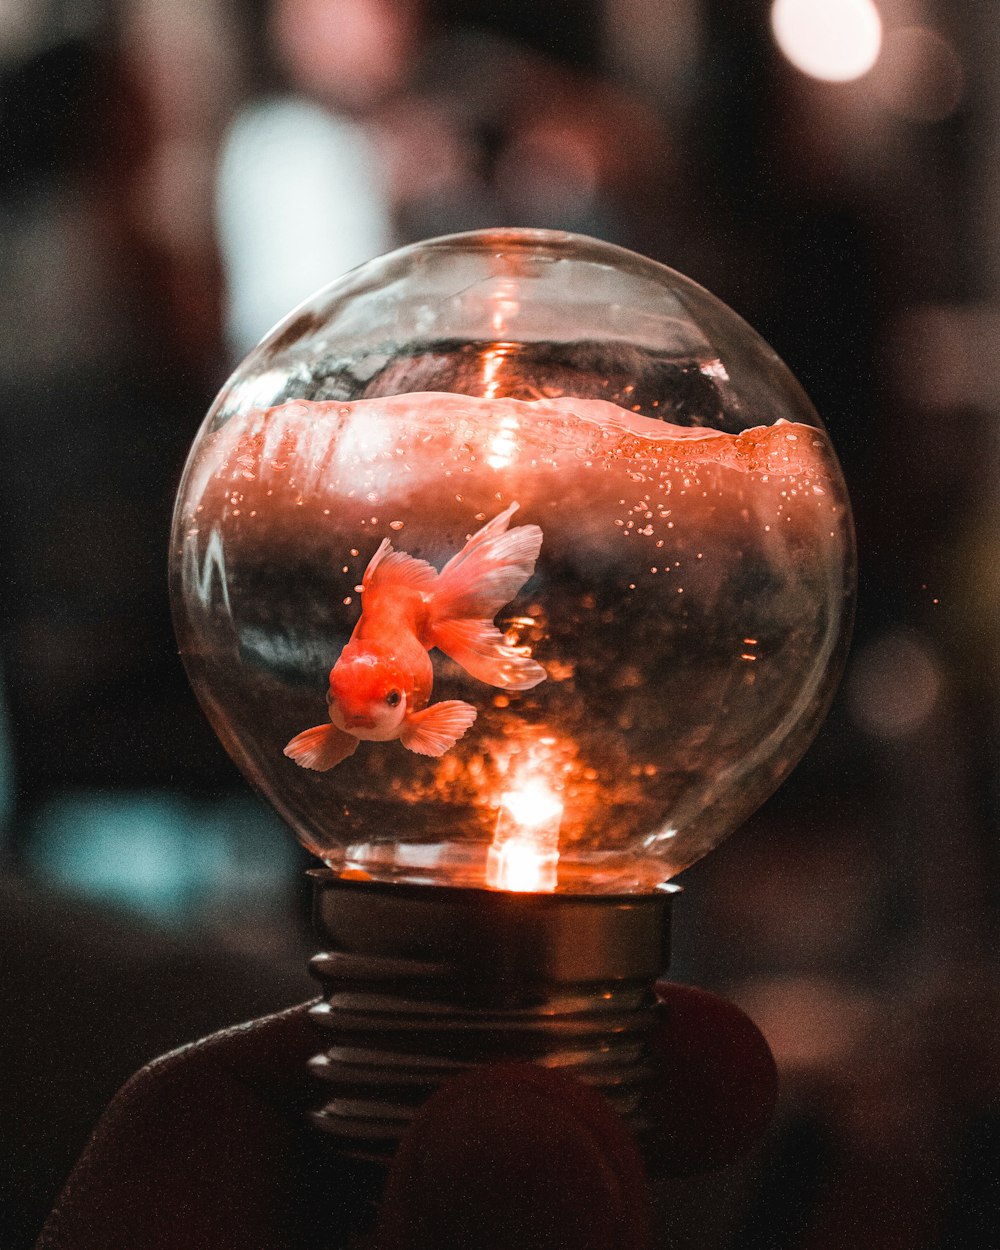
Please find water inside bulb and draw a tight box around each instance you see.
[174,391,852,891]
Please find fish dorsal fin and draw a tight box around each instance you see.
[362,538,438,593]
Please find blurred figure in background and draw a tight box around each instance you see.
[218,0,401,355]
[217,0,674,353]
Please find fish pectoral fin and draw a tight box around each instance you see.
[400,701,477,757]
[284,723,359,771]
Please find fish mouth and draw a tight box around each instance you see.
[344,715,376,730]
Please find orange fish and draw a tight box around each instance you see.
[284,502,545,770]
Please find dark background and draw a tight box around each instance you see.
[1,0,998,1245]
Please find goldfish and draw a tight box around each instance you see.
[284,502,545,770]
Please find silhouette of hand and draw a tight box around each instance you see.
[38,983,776,1250]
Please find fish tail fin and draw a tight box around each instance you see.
[284,723,358,770]
[400,700,477,756]
[434,503,538,616]
[428,503,546,690]
[431,619,547,690]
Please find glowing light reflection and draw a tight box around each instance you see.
[487,779,564,892]
[488,837,553,892]
[482,346,504,399]
[486,415,520,469]
[501,781,564,830]
[490,279,520,334]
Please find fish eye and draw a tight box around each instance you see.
[386,690,401,707]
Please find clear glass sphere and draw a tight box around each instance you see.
[170,229,855,893]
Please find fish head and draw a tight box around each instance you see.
[328,646,409,741]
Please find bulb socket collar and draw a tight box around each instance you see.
[307,870,674,1159]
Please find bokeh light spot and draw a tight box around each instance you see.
[771,0,882,83]
[871,26,963,123]
[847,630,942,740]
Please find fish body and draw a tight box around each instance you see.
[284,502,545,770]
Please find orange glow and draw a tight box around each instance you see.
[487,837,556,892]
[482,346,504,399]
[486,779,564,892]
[500,780,563,829]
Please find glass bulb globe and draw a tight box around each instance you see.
[170,229,854,895]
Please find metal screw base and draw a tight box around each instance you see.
[307,870,673,1160]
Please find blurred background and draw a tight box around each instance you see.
[1,0,998,1245]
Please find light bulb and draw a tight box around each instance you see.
[169,229,854,1152]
